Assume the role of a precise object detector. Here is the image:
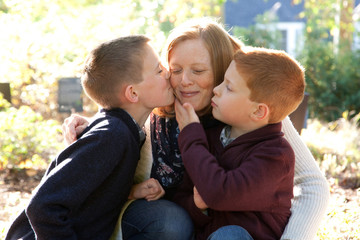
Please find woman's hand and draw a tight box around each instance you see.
[62,114,89,145]
[174,99,200,131]
[129,178,165,201]
[193,187,208,210]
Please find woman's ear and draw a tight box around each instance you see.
[124,85,139,103]
[251,103,269,121]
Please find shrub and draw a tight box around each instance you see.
[0,101,64,170]
[299,42,360,122]
[301,111,360,188]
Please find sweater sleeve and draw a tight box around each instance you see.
[178,122,294,212]
[280,117,330,240]
[110,117,153,240]
[173,172,212,228]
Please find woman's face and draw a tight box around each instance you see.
[169,39,215,115]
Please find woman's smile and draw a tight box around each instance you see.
[180,90,200,98]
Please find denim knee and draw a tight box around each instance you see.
[122,199,194,240]
[207,225,254,240]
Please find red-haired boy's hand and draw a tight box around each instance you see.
[174,99,200,131]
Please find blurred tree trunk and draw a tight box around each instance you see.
[339,0,354,53]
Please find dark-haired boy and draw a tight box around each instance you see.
[6,35,174,240]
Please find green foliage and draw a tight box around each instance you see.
[299,43,360,121]
[232,12,283,49]
[232,0,360,122]
[299,0,360,121]
[0,0,226,119]
[0,0,227,169]
[1,0,164,117]
[0,105,64,169]
[0,93,11,108]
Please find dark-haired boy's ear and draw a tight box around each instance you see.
[124,85,139,103]
[251,103,269,121]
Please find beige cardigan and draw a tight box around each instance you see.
[111,116,330,240]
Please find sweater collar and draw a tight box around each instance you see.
[221,122,283,147]
[100,108,146,146]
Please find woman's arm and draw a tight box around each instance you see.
[62,114,90,145]
[281,117,330,240]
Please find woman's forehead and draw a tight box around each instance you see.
[169,39,210,64]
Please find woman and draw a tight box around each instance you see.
[63,18,329,240]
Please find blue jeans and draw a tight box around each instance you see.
[207,225,254,240]
[121,199,194,240]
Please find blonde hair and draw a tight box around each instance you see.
[234,47,306,123]
[81,35,150,109]
[154,18,244,117]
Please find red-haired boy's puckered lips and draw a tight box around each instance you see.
[211,99,217,108]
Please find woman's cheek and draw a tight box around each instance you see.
[170,75,179,88]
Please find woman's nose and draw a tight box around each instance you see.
[181,72,193,86]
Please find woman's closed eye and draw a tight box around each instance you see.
[193,69,205,74]
[171,68,182,74]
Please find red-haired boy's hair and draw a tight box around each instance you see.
[234,47,305,123]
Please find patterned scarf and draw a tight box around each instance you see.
[150,112,221,199]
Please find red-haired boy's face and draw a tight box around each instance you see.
[211,60,257,136]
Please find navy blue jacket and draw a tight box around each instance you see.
[6,108,141,240]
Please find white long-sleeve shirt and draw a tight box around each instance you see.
[281,117,330,240]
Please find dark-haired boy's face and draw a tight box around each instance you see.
[135,43,174,109]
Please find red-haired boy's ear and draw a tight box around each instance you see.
[251,103,269,121]
[124,85,139,103]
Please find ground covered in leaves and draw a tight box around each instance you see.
[0,169,359,239]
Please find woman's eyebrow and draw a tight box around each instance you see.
[190,63,208,67]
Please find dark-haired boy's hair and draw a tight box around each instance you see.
[81,35,150,109]
[234,47,305,123]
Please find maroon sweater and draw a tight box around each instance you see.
[175,122,294,240]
